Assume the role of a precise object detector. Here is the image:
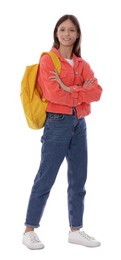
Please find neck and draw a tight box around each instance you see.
[58,46,73,59]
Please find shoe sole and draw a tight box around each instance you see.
[22,241,45,250]
[68,240,101,248]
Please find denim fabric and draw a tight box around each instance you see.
[25,110,87,228]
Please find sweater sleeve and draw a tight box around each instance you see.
[37,54,74,107]
[70,61,102,103]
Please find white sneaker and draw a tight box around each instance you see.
[22,231,44,250]
[68,230,101,247]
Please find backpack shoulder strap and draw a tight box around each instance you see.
[40,51,61,75]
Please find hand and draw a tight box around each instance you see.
[49,69,62,85]
[49,70,71,93]
[82,78,94,87]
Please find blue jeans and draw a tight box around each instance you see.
[25,110,87,229]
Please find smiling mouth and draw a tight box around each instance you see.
[63,38,71,41]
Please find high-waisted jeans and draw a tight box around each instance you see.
[25,110,88,229]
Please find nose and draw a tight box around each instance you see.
[64,29,70,35]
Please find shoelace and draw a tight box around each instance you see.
[28,232,40,243]
[79,231,95,241]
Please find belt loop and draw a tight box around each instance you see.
[72,107,77,115]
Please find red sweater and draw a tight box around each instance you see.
[37,48,102,119]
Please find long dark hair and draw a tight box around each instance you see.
[53,14,82,57]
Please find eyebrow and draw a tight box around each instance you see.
[59,26,76,29]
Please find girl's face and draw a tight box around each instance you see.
[56,19,79,48]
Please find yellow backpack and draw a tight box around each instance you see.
[20,52,61,129]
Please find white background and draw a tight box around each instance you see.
[0,0,121,259]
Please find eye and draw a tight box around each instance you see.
[59,28,65,32]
